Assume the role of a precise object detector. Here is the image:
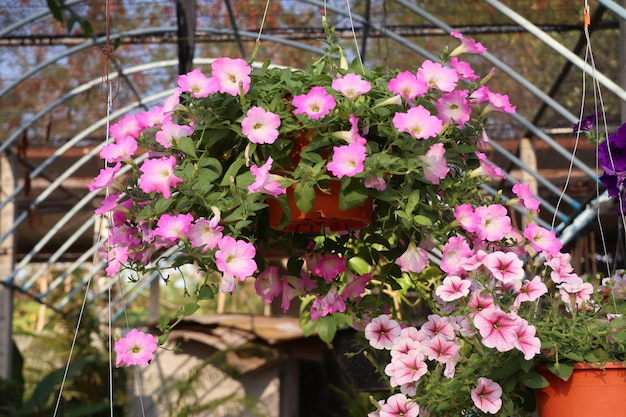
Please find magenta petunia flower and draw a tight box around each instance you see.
[215,236,257,280]
[136,105,172,129]
[326,141,367,178]
[138,156,183,199]
[471,377,502,414]
[155,122,194,149]
[365,314,402,350]
[393,105,443,140]
[100,135,138,163]
[292,86,336,120]
[241,106,281,144]
[87,162,121,192]
[441,236,474,275]
[386,350,428,386]
[416,60,458,92]
[310,284,346,321]
[211,57,251,96]
[450,31,487,56]
[109,113,142,141]
[422,334,461,363]
[332,73,371,98]
[177,68,219,98]
[105,244,129,277]
[152,213,193,243]
[114,328,158,367]
[313,253,347,282]
[387,71,428,100]
[421,314,456,340]
[420,142,450,185]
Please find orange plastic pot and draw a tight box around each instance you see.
[535,362,626,417]
[268,182,372,233]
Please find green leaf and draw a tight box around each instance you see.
[522,371,549,389]
[348,256,371,275]
[317,315,338,343]
[177,136,197,158]
[219,158,246,186]
[338,178,369,210]
[294,183,315,213]
[181,302,200,317]
[547,362,574,381]
[197,284,215,300]
[47,0,64,22]
[154,196,173,215]
[413,214,432,226]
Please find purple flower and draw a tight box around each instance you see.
[572,112,598,134]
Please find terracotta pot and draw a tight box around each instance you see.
[267,128,373,233]
[267,182,373,233]
[535,362,626,417]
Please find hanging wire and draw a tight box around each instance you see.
[344,0,365,73]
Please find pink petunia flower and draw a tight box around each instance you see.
[177,68,218,98]
[514,276,548,306]
[421,314,457,341]
[484,91,516,114]
[310,284,346,321]
[114,328,157,367]
[365,315,402,350]
[241,106,281,144]
[386,350,428,386]
[393,105,443,140]
[340,273,372,301]
[471,377,502,414]
[211,57,251,96]
[332,73,371,98]
[422,334,461,363]
[248,157,287,197]
[215,236,257,280]
[483,251,524,283]
[109,114,142,141]
[474,204,512,242]
[138,156,183,199]
[380,394,419,417]
[512,182,541,212]
[397,241,430,273]
[524,223,562,255]
[313,253,347,282]
[416,60,458,92]
[332,114,367,145]
[292,86,336,120]
[435,90,471,126]
[155,122,194,149]
[364,175,387,191]
[471,151,506,179]
[514,320,541,360]
[435,275,472,302]
[326,142,367,178]
[454,203,480,233]
[473,307,519,352]
[450,57,480,81]
[440,236,474,275]
[254,266,283,303]
[187,210,224,252]
[105,244,129,277]
[420,142,450,184]
[387,71,428,100]
[136,105,172,129]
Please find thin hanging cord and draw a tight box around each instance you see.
[344,0,365,73]
[250,0,271,62]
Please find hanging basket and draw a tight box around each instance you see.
[535,362,626,417]
[267,182,373,233]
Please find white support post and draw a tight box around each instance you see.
[0,154,16,380]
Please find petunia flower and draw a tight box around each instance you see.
[241,106,281,144]
[450,31,487,56]
[114,328,158,367]
[332,73,371,98]
[177,68,218,98]
[215,236,257,280]
[248,157,287,197]
[292,86,336,120]
[326,142,367,178]
[471,377,502,414]
[416,60,458,92]
[393,105,443,140]
[420,142,450,184]
[138,156,183,199]
[211,57,251,96]
[155,122,194,149]
[365,315,402,350]
[387,71,428,100]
